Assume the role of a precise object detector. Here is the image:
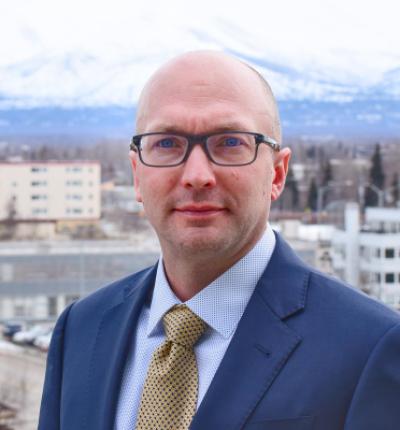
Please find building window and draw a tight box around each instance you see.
[66,208,82,214]
[31,166,47,173]
[31,180,47,186]
[385,248,395,259]
[32,208,47,215]
[66,194,83,201]
[31,194,47,200]
[47,297,57,317]
[385,273,395,284]
[67,166,83,172]
[66,180,83,186]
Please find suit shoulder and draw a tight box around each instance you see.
[308,269,400,328]
[69,264,157,315]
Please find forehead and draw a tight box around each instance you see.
[136,55,275,135]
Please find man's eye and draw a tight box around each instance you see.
[156,138,175,148]
[222,137,242,147]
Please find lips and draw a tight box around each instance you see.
[174,204,226,216]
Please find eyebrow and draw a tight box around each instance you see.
[146,122,251,134]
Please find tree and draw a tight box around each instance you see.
[307,178,318,212]
[321,160,333,207]
[365,143,385,207]
[285,167,299,211]
[390,173,399,207]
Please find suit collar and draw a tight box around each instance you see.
[258,231,311,320]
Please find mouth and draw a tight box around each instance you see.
[174,204,226,217]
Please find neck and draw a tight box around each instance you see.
[161,231,265,302]
[161,258,230,302]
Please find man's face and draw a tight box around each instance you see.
[131,54,290,263]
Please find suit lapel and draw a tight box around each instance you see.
[84,265,157,430]
[191,233,311,430]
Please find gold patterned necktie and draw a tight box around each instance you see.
[135,304,207,430]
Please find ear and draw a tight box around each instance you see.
[271,148,291,201]
[129,150,143,203]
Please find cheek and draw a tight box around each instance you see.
[139,170,176,202]
[228,169,241,182]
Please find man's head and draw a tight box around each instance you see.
[130,51,291,266]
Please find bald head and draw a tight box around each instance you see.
[136,51,282,143]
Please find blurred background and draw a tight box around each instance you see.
[0,0,399,428]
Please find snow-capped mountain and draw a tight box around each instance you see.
[1,0,399,137]
[1,46,399,108]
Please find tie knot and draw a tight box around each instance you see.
[163,305,207,348]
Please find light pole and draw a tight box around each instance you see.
[368,184,384,207]
[317,181,353,222]
[359,183,396,209]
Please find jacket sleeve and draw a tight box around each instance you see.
[344,322,400,430]
[38,303,74,430]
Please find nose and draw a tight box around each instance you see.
[180,144,217,189]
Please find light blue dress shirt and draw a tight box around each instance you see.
[115,225,276,429]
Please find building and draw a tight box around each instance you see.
[274,220,336,275]
[0,240,159,321]
[0,160,101,222]
[332,204,400,309]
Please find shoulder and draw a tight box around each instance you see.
[304,268,400,345]
[273,232,400,328]
[64,263,157,322]
[311,269,399,322]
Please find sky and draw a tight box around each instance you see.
[0,0,399,106]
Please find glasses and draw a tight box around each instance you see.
[130,131,280,167]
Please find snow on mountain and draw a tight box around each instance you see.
[0,46,399,109]
[0,0,399,137]
[1,0,400,108]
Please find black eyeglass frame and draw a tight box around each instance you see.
[130,131,281,167]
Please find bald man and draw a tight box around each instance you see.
[39,52,400,430]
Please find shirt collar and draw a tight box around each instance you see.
[147,224,276,339]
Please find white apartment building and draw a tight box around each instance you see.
[332,204,400,309]
[0,160,101,221]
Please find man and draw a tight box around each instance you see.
[39,51,400,429]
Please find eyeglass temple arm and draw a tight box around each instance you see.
[256,134,281,151]
[130,137,139,152]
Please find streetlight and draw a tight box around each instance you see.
[317,181,353,222]
[359,183,396,208]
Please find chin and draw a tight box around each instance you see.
[173,234,229,256]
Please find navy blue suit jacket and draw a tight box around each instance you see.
[39,233,400,429]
